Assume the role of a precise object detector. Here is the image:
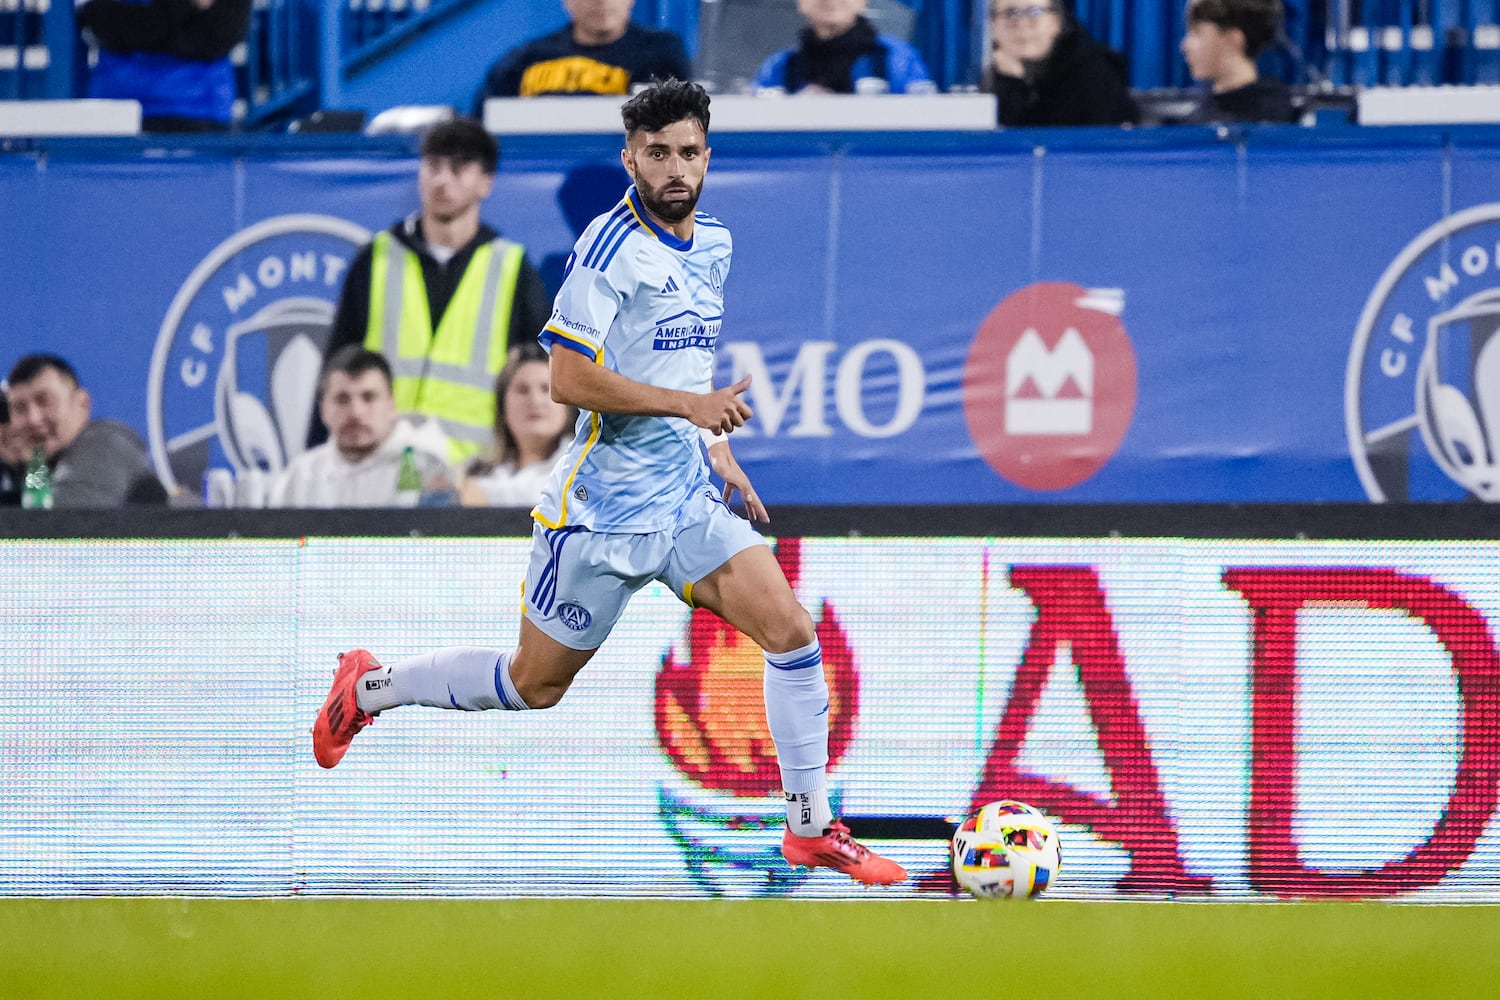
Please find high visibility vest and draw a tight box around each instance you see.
[364,232,525,462]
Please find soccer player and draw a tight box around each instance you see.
[312,78,907,887]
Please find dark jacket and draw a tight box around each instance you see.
[476,23,690,109]
[1182,77,1298,125]
[78,0,250,125]
[987,24,1139,127]
[0,457,17,506]
[754,15,935,95]
[50,420,168,507]
[311,216,551,447]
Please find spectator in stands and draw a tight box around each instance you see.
[984,1,1138,126]
[316,117,550,464]
[754,0,936,95]
[459,347,577,507]
[1179,0,1297,124]
[271,347,455,508]
[0,390,22,506]
[77,0,251,133]
[5,354,167,506]
[474,0,690,109]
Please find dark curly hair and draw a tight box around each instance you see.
[621,78,711,139]
[8,353,80,389]
[1187,0,1284,58]
[420,116,499,175]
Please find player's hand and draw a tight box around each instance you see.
[707,441,769,524]
[688,374,753,435]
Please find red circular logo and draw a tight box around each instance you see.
[963,282,1137,491]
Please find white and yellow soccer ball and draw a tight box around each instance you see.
[950,799,1063,899]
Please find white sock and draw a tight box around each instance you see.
[356,647,530,713]
[784,787,834,838]
[764,639,833,836]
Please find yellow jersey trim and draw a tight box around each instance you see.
[542,324,600,357]
[624,196,658,238]
[531,343,605,530]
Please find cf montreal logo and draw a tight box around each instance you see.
[962,282,1138,491]
[147,215,370,491]
[1347,204,1500,501]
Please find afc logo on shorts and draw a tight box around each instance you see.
[1347,204,1500,501]
[557,602,593,632]
[147,214,371,493]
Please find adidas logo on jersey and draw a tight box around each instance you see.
[661,276,679,294]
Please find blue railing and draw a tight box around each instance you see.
[6,1,1500,127]
[2,0,70,100]
[1321,0,1500,87]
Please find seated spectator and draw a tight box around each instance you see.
[754,0,936,95]
[5,354,168,507]
[459,348,577,508]
[269,347,456,508]
[984,1,1138,126]
[0,391,23,506]
[1179,0,1297,124]
[77,0,252,133]
[475,0,690,108]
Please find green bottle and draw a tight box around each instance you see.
[21,444,53,510]
[395,445,422,507]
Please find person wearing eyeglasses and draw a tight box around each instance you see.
[1178,0,1296,124]
[984,1,1138,127]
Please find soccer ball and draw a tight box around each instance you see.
[950,799,1062,899]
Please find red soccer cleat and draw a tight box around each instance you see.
[311,649,383,769]
[781,821,908,886]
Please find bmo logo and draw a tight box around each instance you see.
[963,282,1139,491]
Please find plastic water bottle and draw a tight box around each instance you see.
[395,445,422,507]
[202,468,236,508]
[21,444,53,510]
[234,467,269,508]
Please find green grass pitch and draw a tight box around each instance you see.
[5,897,1499,999]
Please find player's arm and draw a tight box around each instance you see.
[549,345,754,434]
[704,437,769,524]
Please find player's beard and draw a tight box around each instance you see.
[638,176,702,225]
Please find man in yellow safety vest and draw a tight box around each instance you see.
[315,117,550,462]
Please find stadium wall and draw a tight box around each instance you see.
[5,125,1500,504]
[2,506,1497,901]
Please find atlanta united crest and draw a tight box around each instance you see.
[147,215,371,492]
[1347,203,1500,501]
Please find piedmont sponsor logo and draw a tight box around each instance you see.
[652,310,721,352]
[551,312,602,341]
[1347,203,1500,501]
[147,214,371,492]
[962,282,1138,491]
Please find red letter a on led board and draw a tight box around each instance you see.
[971,565,1209,894]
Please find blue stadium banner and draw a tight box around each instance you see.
[3,127,1500,503]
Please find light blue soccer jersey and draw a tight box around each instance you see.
[534,186,732,532]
